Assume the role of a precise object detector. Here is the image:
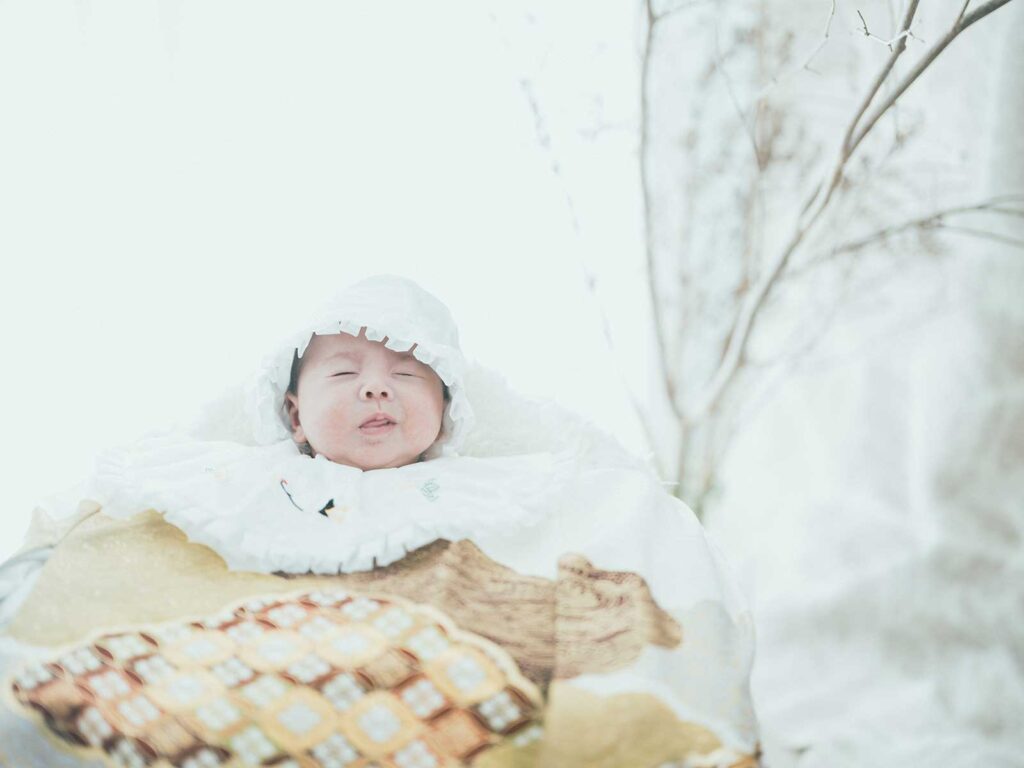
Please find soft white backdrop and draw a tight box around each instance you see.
[0,0,650,560]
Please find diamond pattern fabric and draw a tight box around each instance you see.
[7,589,542,766]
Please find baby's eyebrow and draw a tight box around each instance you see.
[321,349,420,363]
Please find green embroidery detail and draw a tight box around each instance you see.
[420,479,440,502]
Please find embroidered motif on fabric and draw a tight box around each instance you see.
[420,479,440,503]
[279,478,344,521]
[279,478,304,511]
[6,589,542,767]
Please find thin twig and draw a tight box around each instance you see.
[857,8,920,49]
[488,10,667,465]
[784,197,1024,279]
[756,0,836,94]
[641,0,683,420]
[712,15,762,164]
[649,0,716,24]
[942,225,1024,250]
[583,272,670,476]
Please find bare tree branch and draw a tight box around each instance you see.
[839,0,921,171]
[796,0,920,221]
[848,0,1015,156]
[784,196,1024,279]
[942,225,1024,250]
[641,0,684,420]
[685,0,1016,425]
[637,0,1017,509]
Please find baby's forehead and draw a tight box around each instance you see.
[303,331,419,362]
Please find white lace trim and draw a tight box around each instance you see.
[93,433,578,575]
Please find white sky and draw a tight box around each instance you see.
[0,1,651,559]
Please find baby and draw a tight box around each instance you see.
[284,329,451,470]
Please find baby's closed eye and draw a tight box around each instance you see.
[329,370,420,378]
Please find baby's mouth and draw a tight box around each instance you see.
[360,415,396,430]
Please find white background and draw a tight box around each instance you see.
[0,0,650,559]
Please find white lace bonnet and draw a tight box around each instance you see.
[242,275,475,460]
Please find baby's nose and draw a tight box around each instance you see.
[359,383,393,400]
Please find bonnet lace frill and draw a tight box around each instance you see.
[90,275,580,575]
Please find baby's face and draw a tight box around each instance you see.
[285,329,446,470]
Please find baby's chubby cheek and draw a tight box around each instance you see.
[302,402,351,445]
[406,416,443,454]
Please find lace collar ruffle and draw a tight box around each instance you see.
[93,433,579,575]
